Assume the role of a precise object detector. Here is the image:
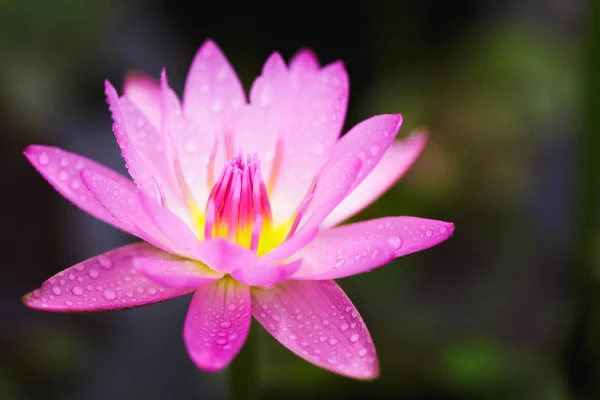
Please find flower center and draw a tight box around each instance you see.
[203,153,285,254]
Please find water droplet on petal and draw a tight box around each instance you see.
[71,287,83,296]
[38,152,50,165]
[98,256,112,269]
[329,338,338,345]
[350,334,360,342]
[220,321,232,329]
[387,236,402,249]
[88,269,99,279]
[103,289,116,300]
[440,226,448,234]
[51,286,62,295]
[340,323,349,332]
[334,258,346,268]
[425,229,433,238]
[369,144,381,156]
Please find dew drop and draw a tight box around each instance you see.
[387,236,402,249]
[216,338,227,345]
[426,229,433,238]
[58,171,69,181]
[340,323,349,332]
[358,348,367,357]
[88,269,99,279]
[322,320,329,326]
[51,286,62,296]
[220,322,232,329]
[369,144,381,156]
[334,258,346,268]
[329,338,338,345]
[98,256,112,269]
[288,334,298,341]
[350,334,360,343]
[440,226,448,234]
[38,152,50,165]
[71,287,83,296]
[103,289,116,300]
[148,287,157,295]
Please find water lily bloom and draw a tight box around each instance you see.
[23,40,454,379]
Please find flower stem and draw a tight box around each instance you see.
[229,320,260,400]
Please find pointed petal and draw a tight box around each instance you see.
[288,49,320,91]
[23,243,191,312]
[231,259,302,287]
[294,216,454,280]
[252,280,378,380]
[268,61,349,223]
[183,279,251,372]
[260,157,362,265]
[24,145,135,233]
[81,168,199,258]
[325,114,402,195]
[195,239,259,274]
[123,72,161,129]
[134,256,223,290]
[105,81,185,215]
[324,131,428,228]
[183,39,246,135]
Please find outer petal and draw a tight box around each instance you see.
[183,279,251,372]
[293,216,454,280]
[230,259,302,287]
[269,61,349,223]
[24,145,135,234]
[123,72,161,129]
[105,81,186,216]
[324,114,403,195]
[23,243,191,312]
[252,280,378,380]
[81,168,199,258]
[183,40,246,136]
[324,131,428,228]
[133,256,223,290]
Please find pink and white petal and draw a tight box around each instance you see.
[183,279,251,372]
[123,72,161,129]
[81,168,193,257]
[260,157,362,265]
[105,81,184,212]
[160,71,217,206]
[323,131,428,228]
[294,216,454,279]
[183,39,246,136]
[134,256,223,290]
[325,114,403,194]
[24,145,135,234]
[231,259,302,287]
[195,239,259,274]
[252,280,378,380]
[269,61,349,224]
[288,49,320,91]
[23,243,191,312]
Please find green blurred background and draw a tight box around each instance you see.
[1,0,597,399]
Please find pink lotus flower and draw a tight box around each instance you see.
[23,40,453,379]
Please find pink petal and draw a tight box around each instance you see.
[260,157,362,265]
[324,131,428,228]
[182,39,246,137]
[288,49,320,91]
[230,259,302,287]
[23,243,191,312]
[195,239,259,274]
[269,61,349,223]
[325,114,403,195]
[134,256,223,290]
[81,168,199,258]
[105,81,185,214]
[24,145,135,234]
[123,72,161,129]
[183,279,251,372]
[160,71,218,207]
[294,216,454,280]
[252,280,378,380]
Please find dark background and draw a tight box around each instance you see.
[2,0,597,399]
